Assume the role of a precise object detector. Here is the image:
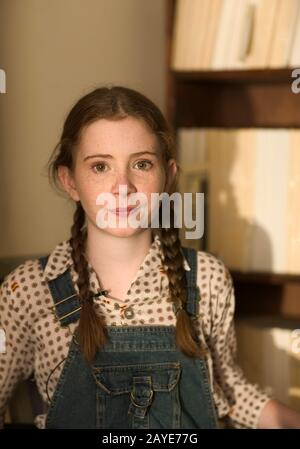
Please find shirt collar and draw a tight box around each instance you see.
[43,233,191,282]
[43,240,73,281]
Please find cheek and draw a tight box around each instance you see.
[139,168,166,193]
[76,171,109,197]
[75,177,104,214]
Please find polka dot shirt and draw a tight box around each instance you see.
[0,234,270,429]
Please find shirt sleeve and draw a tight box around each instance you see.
[205,260,272,428]
[0,267,35,427]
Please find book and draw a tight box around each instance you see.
[171,0,300,70]
[171,0,190,69]
[245,0,279,68]
[211,0,236,69]
[226,0,254,68]
[268,0,300,67]
[200,0,223,69]
[289,4,300,66]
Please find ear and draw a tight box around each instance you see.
[57,165,80,202]
[164,158,178,192]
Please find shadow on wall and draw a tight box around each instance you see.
[236,316,300,414]
[208,130,273,271]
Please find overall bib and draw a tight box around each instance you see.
[39,247,218,429]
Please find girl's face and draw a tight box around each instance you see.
[58,116,177,237]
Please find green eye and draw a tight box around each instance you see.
[135,160,153,170]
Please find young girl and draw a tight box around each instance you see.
[0,86,300,429]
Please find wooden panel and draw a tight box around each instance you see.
[234,281,284,316]
[232,271,300,285]
[233,275,300,318]
[166,0,300,318]
[175,80,300,128]
[174,68,296,82]
[281,283,300,317]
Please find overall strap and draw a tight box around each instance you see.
[181,246,200,318]
[39,247,200,326]
[39,255,81,326]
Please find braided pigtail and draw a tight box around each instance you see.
[47,86,202,359]
[157,205,205,358]
[69,202,107,362]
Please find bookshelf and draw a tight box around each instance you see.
[166,0,300,318]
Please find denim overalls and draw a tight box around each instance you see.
[39,247,218,429]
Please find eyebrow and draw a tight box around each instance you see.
[83,151,158,162]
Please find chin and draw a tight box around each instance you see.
[102,226,146,238]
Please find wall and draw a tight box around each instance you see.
[0,0,166,262]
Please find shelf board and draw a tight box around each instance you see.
[231,270,300,285]
[173,81,300,128]
[172,68,299,83]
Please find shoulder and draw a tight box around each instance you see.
[185,249,234,318]
[0,258,44,306]
[0,239,71,307]
[195,251,235,326]
[1,257,44,287]
[182,246,232,290]
[196,250,233,289]
[182,249,235,332]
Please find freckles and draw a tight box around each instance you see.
[138,179,160,193]
[77,180,109,209]
[142,175,165,192]
[80,172,109,192]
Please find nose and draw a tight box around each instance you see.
[111,170,137,197]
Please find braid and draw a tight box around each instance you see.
[158,205,205,358]
[69,202,107,362]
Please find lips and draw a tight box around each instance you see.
[115,207,135,212]
[109,206,139,215]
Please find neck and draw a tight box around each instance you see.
[85,222,154,275]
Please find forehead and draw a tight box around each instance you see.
[78,116,159,155]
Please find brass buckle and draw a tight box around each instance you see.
[48,292,78,309]
[57,306,82,322]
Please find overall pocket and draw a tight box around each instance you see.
[92,362,181,429]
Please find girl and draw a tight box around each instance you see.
[0,86,300,429]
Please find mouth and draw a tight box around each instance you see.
[108,206,140,215]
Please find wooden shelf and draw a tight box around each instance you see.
[231,271,300,285]
[233,274,300,318]
[166,0,300,317]
[173,80,300,128]
[173,68,297,83]
[166,2,300,129]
